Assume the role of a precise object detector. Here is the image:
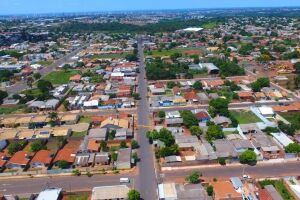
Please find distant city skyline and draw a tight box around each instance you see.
[1,0,300,15]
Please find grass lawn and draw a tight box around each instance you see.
[43,70,79,85]
[259,179,295,200]
[145,47,204,57]
[36,60,53,66]
[71,131,88,138]
[224,131,239,136]
[79,116,92,124]
[22,88,43,98]
[230,110,262,124]
[0,105,25,114]
[202,21,222,29]
[65,192,89,200]
[279,112,300,129]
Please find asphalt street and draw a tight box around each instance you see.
[135,38,158,200]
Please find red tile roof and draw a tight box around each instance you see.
[30,150,52,165]
[7,151,30,166]
[69,74,81,81]
[0,152,7,167]
[53,148,76,163]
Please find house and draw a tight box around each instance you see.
[0,152,8,171]
[6,151,30,169]
[238,124,259,134]
[237,91,254,102]
[69,74,82,83]
[254,92,267,101]
[59,114,79,125]
[202,79,224,89]
[94,152,110,165]
[116,148,131,169]
[158,183,178,200]
[88,128,107,141]
[212,116,232,127]
[53,148,76,168]
[1,116,17,128]
[270,132,294,148]
[115,128,133,140]
[36,188,63,200]
[214,139,238,158]
[166,111,181,119]
[15,116,33,127]
[30,150,52,168]
[100,117,129,130]
[231,139,254,153]
[29,99,60,111]
[197,92,209,104]
[165,155,182,163]
[211,181,243,200]
[0,140,7,151]
[175,135,200,151]
[176,183,210,200]
[194,110,210,123]
[149,84,166,95]
[30,115,50,128]
[91,185,130,200]
[184,91,199,104]
[74,153,95,167]
[165,118,184,127]
[260,185,284,200]
[199,63,219,74]
[258,106,275,117]
[208,93,219,99]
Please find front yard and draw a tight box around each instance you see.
[280,112,300,130]
[230,110,262,124]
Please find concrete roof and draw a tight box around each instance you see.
[91,185,129,200]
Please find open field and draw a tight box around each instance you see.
[36,60,54,66]
[0,105,25,114]
[145,47,204,57]
[92,53,129,59]
[43,70,79,84]
[230,110,262,124]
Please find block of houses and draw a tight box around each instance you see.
[6,151,31,169]
[116,148,132,169]
[30,150,52,168]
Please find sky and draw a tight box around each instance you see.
[1,0,300,15]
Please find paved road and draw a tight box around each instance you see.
[135,38,158,200]
[0,173,136,195]
[162,162,300,181]
[6,42,89,95]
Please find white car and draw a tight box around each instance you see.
[243,174,251,179]
[120,177,130,183]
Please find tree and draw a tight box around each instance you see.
[132,93,140,100]
[56,160,69,169]
[37,79,53,93]
[125,53,138,62]
[167,81,176,89]
[285,143,300,153]
[100,141,108,152]
[158,144,179,157]
[278,121,295,136]
[0,90,8,104]
[206,185,214,196]
[294,62,300,73]
[185,171,201,184]
[8,142,23,155]
[192,81,203,91]
[131,140,139,149]
[127,189,140,200]
[120,141,128,149]
[111,152,118,161]
[33,72,41,80]
[206,124,224,141]
[208,98,230,117]
[62,64,71,72]
[218,157,226,165]
[72,169,81,176]
[239,150,257,165]
[158,111,166,118]
[189,126,203,138]
[27,77,34,88]
[31,140,47,152]
[180,110,198,128]
[251,78,270,92]
[108,130,116,140]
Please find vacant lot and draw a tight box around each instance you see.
[230,110,262,124]
[280,112,300,129]
[0,105,25,114]
[43,70,79,84]
[92,53,129,59]
[145,47,204,57]
[64,192,90,200]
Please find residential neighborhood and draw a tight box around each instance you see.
[0,4,300,200]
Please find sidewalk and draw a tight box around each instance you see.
[161,158,299,171]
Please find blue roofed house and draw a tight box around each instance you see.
[0,140,7,151]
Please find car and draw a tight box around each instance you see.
[119,177,130,183]
[243,174,251,179]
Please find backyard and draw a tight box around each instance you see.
[43,70,79,84]
[279,112,300,130]
[0,105,26,114]
[259,179,295,200]
[230,110,262,124]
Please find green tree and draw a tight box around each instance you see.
[0,90,8,104]
[33,72,41,80]
[120,141,128,149]
[167,81,176,89]
[294,62,300,74]
[131,140,139,149]
[158,111,166,118]
[185,171,202,184]
[8,142,23,155]
[208,98,230,117]
[285,143,300,153]
[206,124,224,141]
[180,110,199,128]
[218,157,226,165]
[206,185,214,196]
[111,152,118,161]
[192,81,203,91]
[30,140,47,152]
[127,189,140,200]
[37,79,53,93]
[158,144,179,157]
[56,160,69,169]
[189,126,203,138]
[72,169,81,176]
[100,141,108,152]
[251,78,270,92]
[239,150,257,165]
